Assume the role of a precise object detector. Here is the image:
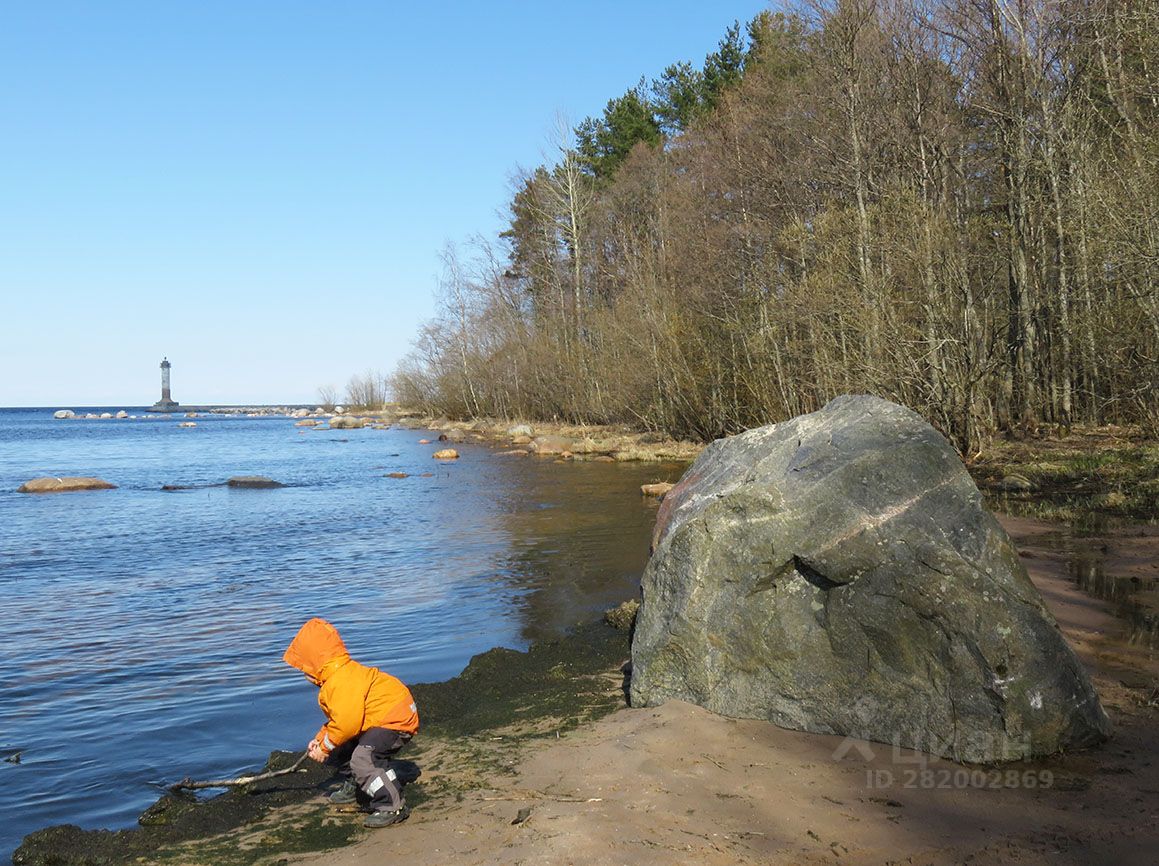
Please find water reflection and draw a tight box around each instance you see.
[488,457,685,644]
[1070,548,1159,648]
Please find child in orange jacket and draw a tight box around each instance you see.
[283,617,420,828]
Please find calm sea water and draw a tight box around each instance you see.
[0,408,683,860]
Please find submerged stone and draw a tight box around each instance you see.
[640,482,675,498]
[226,476,284,489]
[630,395,1111,763]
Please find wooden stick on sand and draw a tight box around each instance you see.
[169,751,310,792]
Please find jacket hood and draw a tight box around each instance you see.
[283,618,351,684]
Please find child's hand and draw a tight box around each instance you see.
[307,740,326,762]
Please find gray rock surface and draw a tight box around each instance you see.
[630,395,1110,762]
[53,410,75,419]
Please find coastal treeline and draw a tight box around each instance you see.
[391,0,1159,452]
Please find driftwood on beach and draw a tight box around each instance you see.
[169,751,309,792]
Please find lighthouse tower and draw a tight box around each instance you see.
[150,357,180,412]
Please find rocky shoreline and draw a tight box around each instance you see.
[43,406,704,464]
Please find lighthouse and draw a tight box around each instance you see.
[150,357,181,412]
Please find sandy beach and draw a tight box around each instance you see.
[277,516,1158,866]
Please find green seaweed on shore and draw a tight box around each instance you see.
[412,621,630,738]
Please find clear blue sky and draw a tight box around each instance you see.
[0,1,771,407]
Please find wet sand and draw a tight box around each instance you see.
[290,516,1159,866]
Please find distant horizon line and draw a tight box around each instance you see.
[0,402,322,410]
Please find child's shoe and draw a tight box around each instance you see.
[364,804,410,828]
[329,779,359,804]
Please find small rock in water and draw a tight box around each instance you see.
[418,438,431,445]
[529,435,574,456]
[178,421,197,428]
[5,751,21,764]
[18,477,116,494]
[640,482,674,498]
[432,449,459,460]
[53,409,75,419]
[385,472,409,479]
[604,600,640,632]
[226,476,284,489]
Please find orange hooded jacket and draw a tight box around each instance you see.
[283,618,419,757]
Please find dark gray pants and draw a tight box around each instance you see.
[327,728,411,812]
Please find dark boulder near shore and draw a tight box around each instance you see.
[630,395,1112,763]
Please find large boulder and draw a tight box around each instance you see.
[630,395,1110,762]
[329,416,365,429]
[18,476,116,493]
[53,409,75,420]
